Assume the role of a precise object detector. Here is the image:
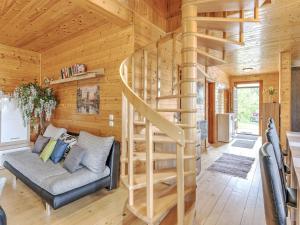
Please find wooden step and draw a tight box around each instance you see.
[184,0,266,13]
[197,49,226,66]
[127,185,194,224]
[157,108,197,113]
[121,170,195,190]
[195,33,244,51]
[156,94,197,100]
[193,17,259,33]
[134,121,196,129]
[121,152,195,163]
[132,134,195,144]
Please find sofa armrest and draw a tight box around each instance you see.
[106,141,120,190]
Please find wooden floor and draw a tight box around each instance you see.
[0,138,266,225]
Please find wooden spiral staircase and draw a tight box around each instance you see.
[119,0,271,224]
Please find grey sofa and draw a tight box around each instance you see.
[3,139,120,210]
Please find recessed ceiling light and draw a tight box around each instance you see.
[242,67,254,71]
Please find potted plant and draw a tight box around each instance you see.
[265,86,277,103]
[14,82,57,136]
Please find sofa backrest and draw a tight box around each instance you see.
[67,131,120,189]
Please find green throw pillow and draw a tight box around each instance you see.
[40,139,57,162]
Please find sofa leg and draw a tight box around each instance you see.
[45,203,51,216]
[12,176,17,189]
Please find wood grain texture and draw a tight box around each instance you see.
[0,43,40,93]
[41,23,134,141]
[0,0,108,52]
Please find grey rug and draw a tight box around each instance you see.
[232,139,256,149]
[235,134,258,141]
[207,153,255,178]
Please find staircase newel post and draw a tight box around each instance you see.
[146,120,154,220]
[181,1,198,225]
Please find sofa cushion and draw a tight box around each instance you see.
[78,131,114,173]
[32,135,50,154]
[63,145,86,173]
[44,124,67,140]
[40,139,57,162]
[59,133,78,157]
[51,140,68,164]
[4,151,110,195]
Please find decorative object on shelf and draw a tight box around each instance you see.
[50,68,105,85]
[264,86,277,103]
[77,85,99,114]
[61,64,87,79]
[14,82,57,134]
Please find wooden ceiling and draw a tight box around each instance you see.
[219,0,300,75]
[0,0,108,52]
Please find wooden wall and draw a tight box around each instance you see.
[230,72,279,104]
[0,43,40,93]
[41,23,134,141]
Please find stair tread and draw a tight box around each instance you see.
[127,185,194,224]
[197,49,226,66]
[196,33,244,51]
[156,94,197,100]
[157,108,197,113]
[132,134,195,144]
[121,169,195,190]
[121,152,195,162]
[134,121,196,128]
[195,17,259,33]
[185,0,266,13]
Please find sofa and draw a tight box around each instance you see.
[3,129,120,210]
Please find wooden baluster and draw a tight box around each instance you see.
[177,144,185,225]
[239,10,244,43]
[121,59,129,177]
[143,50,148,103]
[146,120,154,220]
[128,100,134,206]
[254,0,259,20]
[156,42,161,109]
[172,34,176,95]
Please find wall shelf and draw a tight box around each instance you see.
[49,68,105,85]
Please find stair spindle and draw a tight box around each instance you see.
[128,101,134,206]
[146,120,154,219]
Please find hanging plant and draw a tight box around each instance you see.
[14,82,57,132]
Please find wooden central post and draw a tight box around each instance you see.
[181,2,197,186]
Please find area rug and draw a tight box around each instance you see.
[235,134,258,141]
[207,153,255,178]
[232,139,256,149]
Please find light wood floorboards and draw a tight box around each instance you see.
[0,138,266,225]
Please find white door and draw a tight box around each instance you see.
[1,98,28,143]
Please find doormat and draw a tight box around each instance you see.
[235,134,258,141]
[232,139,256,149]
[207,153,255,179]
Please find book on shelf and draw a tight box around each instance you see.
[60,64,87,79]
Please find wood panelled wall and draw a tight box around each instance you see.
[0,43,40,93]
[41,23,134,141]
[230,72,279,104]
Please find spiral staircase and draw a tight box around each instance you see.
[119,0,271,224]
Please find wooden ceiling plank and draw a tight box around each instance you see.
[76,0,132,27]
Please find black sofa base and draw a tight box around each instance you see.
[4,161,111,209]
[4,140,120,210]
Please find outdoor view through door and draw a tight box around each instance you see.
[235,83,260,135]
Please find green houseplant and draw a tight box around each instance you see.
[14,82,57,133]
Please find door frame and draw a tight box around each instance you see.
[207,81,216,143]
[232,80,263,136]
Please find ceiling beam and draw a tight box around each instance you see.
[76,0,133,27]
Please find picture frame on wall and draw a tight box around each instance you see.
[77,85,100,114]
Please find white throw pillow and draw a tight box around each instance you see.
[43,124,67,140]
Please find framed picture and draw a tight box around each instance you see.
[77,85,100,114]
